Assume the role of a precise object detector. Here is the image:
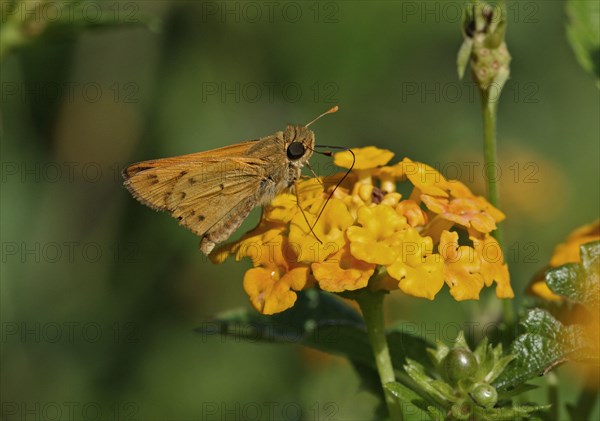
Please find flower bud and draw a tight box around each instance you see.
[457,0,512,93]
[471,382,498,408]
[443,347,478,385]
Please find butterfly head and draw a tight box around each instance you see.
[282,106,338,167]
[283,124,315,165]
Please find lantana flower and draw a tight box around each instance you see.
[239,230,313,315]
[215,147,514,314]
[311,243,376,292]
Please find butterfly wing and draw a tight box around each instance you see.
[122,140,273,177]
[123,138,285,241]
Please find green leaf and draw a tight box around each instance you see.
[349,361,386,407]
[385,381,444,421]
[486,18,507,49]
[197,290,374,365]
[454,331,470,349]
[428,340,450,366]
[485,355,515,384]
[546,240,600,306]
[474,337,490,363]
[520,308,564,337]
[566,0,600,86]
[404,359,455,402]
[581,239,600,268]
[471,337,515,385]
[545,264,585,302]
[545,241,600,366]
[200,289,436,373]
[492,309,589,390]
[387,323,436,371]
[198,289,436,404]
[473,403,550,420]
[457,39,473,79]
[496,383,539,400]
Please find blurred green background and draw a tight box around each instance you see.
[1,1,598,420]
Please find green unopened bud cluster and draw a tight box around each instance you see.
[404,332,547,420]
[457,0,512,93]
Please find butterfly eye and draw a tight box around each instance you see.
[287,142,306,160]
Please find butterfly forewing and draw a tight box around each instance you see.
[167,160,270,235]
[123,137,286,240]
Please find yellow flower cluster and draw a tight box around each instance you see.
[213,147,514,314]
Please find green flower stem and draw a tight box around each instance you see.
[547,372,559,420]
[356,291,403,421]
[481,91,501,215]
[480,88,514,326]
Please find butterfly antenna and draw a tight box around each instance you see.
[305,105,339,128]
[294,180,323,244]
[309,146,355,232]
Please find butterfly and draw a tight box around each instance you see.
[122,106,340,255]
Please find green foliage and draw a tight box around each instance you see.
[548,241,600,366]
[201,279,593,420]
[197,290,371,363]
[197,290,433,393]
[496,241,600,392]
[566,0,600,87]
[385,381,445,421]
[493,309,576,390]
[546,240,600,310]
[400,332,545,420]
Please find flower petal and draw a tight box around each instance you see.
[334,146,394,170]
[347,205,409,265]
[389,254,444,300]
[401,158,448,197]
[243,266,310,315]
[312,244,376,292]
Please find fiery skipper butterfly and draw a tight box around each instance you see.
[123,106,338,255]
